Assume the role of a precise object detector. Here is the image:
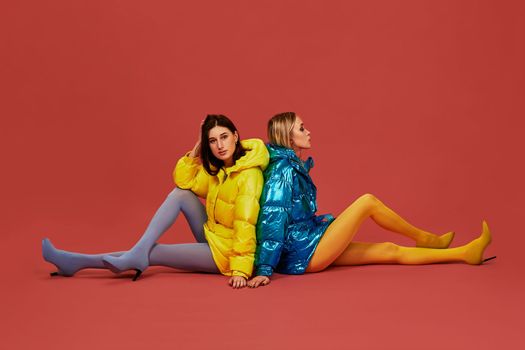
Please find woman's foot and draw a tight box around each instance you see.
[416,231,455,249]
[102,250,149,276]
[464,221,493,265]
[42,238,81,277]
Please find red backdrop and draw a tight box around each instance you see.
[1,1,524,349]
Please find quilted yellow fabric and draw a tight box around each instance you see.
[174,139,269,279]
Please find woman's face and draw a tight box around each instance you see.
[208,125,238,167]
[290,115,311,150]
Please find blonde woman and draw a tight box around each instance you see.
[248,112,494,288]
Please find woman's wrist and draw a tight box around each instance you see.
[231,270,248,279]
[256,265,273,277]
[189,142,201,158]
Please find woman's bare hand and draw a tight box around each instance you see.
[189,141,201,158]
[247,276,270,288]
[228,276,247,289]
[189,120,204,158]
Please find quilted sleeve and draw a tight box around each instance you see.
[173,153,210,199]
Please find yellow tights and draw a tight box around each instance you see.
[306,194,492,272]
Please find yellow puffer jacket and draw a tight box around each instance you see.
[173,139,269,279]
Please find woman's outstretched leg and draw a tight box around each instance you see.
[149,243,219,273]
[42,188,206,278]
[103,188,207,274]
[354,194,453,248]
[43,240,218,276]
[307,194,455,272]
[362,194,454,248]
[42,238,125,276]
[332,222,492,266]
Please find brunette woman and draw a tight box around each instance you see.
[43,114,268,288]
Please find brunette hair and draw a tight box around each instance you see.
[267,112,296,148]
[200,114,246,176]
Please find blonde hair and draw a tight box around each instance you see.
[268,112,296,148]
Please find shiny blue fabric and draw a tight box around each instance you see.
[255,144,334,276]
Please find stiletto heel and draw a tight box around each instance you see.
[102,253,149,280]
[482,256,496,263]
[132,269,142,281]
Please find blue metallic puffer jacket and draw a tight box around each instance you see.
[255,144,334,276]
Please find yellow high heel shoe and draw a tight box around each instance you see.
[464,221,496,265]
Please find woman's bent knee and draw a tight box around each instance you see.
[355,193,380,213]
[358,193,378,203]
[167,187,194,200]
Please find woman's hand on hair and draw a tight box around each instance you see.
[247,276,270,288]
[189,120,204,158]
[189,141,201,158]
[228,276,247,289]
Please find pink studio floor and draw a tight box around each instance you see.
[3,215,523,350]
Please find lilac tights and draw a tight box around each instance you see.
[42,188,219,276]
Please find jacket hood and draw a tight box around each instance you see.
[226,138,269,174]
[266,143,314,173]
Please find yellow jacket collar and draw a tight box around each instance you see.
[224,138,269,175]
